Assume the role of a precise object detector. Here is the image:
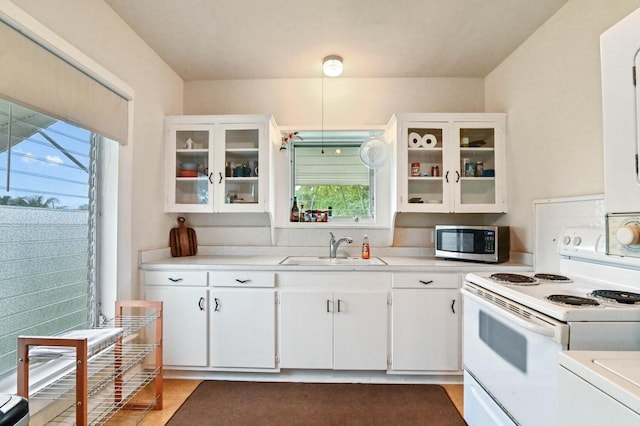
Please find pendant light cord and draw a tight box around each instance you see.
[321,62,325,154]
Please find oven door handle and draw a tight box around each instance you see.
[461,287,558,339]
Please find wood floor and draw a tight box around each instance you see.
[140,379,464,425]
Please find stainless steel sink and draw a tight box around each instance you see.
[279,256,387,266]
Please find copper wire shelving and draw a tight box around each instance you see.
[17,300,163,426]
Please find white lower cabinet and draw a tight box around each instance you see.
[144,267,464,376]
[210,287,277,369]
[391,273,461,372]
[145,285,208,367]
[333,291,388,370]
[278,273,390,370]
[209,271,277,369]
[279,290,333,368]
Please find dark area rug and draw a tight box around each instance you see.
[167,381,466,425]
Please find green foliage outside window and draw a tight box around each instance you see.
[295,185,370,217]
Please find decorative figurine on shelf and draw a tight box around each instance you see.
[280,131,303,151]
[185,138,194,149]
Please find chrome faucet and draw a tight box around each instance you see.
[329,232,353,258]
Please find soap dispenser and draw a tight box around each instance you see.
[361,235,370,259]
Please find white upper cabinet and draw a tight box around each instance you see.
[165,115,278,213]
[165,122,215,213]
[392,113,507,213]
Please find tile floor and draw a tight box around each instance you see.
[140,379,464,425]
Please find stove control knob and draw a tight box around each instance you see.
[616,225,640,246]
[572,236,582,246]
[562,236,571,245]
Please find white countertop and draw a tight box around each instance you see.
[559,351,640,416]
[140,251,531,272]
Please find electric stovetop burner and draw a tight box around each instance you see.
[490,273,538,285]
[546,294,600,307]
[533,273,572,283]
[590,290,640,305]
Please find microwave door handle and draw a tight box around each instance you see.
[461,287,557,339]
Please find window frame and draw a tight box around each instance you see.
[0,99,117,383]
[279,127,393,229]
[290,140,376,223]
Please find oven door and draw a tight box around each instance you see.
[462,284,569,426]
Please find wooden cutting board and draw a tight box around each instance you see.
[170,217,197,257]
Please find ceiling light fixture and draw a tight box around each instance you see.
[322,55,343,77]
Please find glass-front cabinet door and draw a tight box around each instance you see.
[454,121,505,213]
[400,122,452,212]
[165,123,215,212]
[214,123,266,213]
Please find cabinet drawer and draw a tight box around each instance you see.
[392,273,459,289]
[210,271,275,288]
[145,270,207,286]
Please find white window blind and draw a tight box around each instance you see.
[294,145,369,186]
[0,20,129,144]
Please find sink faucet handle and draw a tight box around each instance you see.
[329,232,335,241]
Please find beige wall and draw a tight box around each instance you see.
[485,0,640,253]
[8,0,184,303]
[185,77,485,125]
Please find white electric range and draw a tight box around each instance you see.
[462,227,640,426]
[465,267,640,323]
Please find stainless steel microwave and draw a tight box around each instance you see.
[435,225,510,263]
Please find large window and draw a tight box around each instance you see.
[0,99,104,376]
[292,131,376,221]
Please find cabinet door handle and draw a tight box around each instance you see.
[218,172,223,184]
[337,299,342,313]
[198,297,205,311]
[327,299,330,313]
[168,277,183,283]
[208,172,214,184]
[419,280,434,286]
[451,299,456,314]
[235,279,250,284]
[455,171,460,183]
[445,170,449,183]
[214,298,220,312]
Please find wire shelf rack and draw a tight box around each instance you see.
[44,369,160,425]
[17,300,163,426]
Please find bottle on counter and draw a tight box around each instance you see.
[290,196,299,222]
[299,204,305,222]
[361,235,370,259]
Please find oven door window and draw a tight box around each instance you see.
[479,310,527,373]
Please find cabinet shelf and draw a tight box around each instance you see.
[460,176,496,181]
[176,176,209,181]
[176,149,208,154]
[460,147,494,152]
[226,148,258,153]
[17,300,162,426]
[408,147,443,152]
[225,176,258,182]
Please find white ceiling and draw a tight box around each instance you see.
[105,0,568,81]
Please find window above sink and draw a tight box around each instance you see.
[273,127,394,230]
